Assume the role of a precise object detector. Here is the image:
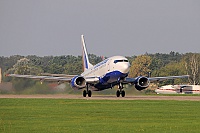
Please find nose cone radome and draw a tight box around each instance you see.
[121,63,130,73]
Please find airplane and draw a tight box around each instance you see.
[155,85,200,94]
[7,35,189,97]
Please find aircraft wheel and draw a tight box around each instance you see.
[83,90,87,97]
[88,90,92,97]
[121,90,125,97]
[116,90,120,97]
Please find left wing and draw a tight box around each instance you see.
[148,75,189,82]
[123,75,189,91]
[124,75,189,84]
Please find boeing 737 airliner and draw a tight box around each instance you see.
[7,35,189,97]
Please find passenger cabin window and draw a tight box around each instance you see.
[114,60,128,64]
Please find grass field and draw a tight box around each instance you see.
[0,98,200,133]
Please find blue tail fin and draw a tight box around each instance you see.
[81,35,93,71]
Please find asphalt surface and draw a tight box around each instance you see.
[0,94,200,101]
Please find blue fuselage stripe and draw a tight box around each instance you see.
[94,71,128,90]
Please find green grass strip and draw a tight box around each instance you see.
[0,99,200,133]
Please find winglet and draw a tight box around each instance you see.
[81,35,93,71]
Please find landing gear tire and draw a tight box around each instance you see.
[116,90,125,97]
[116,90,120,97]
[88,90,92,97]
[83,83,92,97]
[116,83,126,97]
[121,90,125,97]
[83,90,87,97]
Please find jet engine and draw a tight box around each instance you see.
[134,76,150,91]
[71,76,86,89]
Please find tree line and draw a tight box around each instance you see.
[0,52,199,93]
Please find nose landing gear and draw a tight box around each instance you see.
[116,83,125,97]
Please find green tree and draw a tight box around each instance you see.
[6,58,43,75]
[129,55,152,77]
[64,61,82,75]
[184,53,200,85]
[5,58,44,92]
[154,61,188,85]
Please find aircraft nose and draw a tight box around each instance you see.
[122,63,130,73]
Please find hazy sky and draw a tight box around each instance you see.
[0,0,200,57]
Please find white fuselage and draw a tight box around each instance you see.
[81,56,130,89]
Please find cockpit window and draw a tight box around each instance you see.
[114,60,128,63]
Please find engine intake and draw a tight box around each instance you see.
[134,76,150,91]
[71,76,86,89]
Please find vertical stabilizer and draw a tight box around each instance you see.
[81,35,93,71]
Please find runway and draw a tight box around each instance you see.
[0,94,200,101]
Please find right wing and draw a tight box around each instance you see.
[41,73,76,78]
[6,74,100,84]
[6,74,74,82]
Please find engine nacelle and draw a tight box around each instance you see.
[134,76,150,91]
[70,76,86,89]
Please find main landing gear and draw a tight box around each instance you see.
[83,84,92,97]
[116,83,125,97]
